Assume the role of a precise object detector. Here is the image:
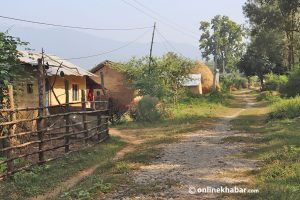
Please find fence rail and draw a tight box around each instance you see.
[0,84,110,180]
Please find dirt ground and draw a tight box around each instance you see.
[106,91,259,200]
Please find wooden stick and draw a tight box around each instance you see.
[6,85,14,175]
[64,80,70,153]
[37,58,46,165]
[81,90,88,143]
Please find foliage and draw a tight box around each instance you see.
[122,52,193,103]
[264,73,288,91]
[280,67,300,97]
[269,96,300,119]
[244,0,300,71]
[237,37,285,88]
[130,95,162,122]
[0,32,28,102]
[199,15,246,73]
[256,91,281,103]
[220,73,248,91]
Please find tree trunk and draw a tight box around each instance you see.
[247,77,251,89]
[259,76,264,91]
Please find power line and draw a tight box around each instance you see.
[156,28,183,56]
[131,0,199,36]
[120,0,199,40]
[0,15,153,31]
[62,29,151,60]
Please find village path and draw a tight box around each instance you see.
[106,90,259,200]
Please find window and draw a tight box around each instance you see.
[27,84,33,94]
[72,84,78,101]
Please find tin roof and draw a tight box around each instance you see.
[182,74,202,86]
[18,51,96,77]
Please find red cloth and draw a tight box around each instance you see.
[87,89,94,101]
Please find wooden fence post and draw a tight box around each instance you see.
[81,90,88,143]
[97,113,101,141]
[37,58,45,164]
[64,80,70,153]
[6,85,15,175]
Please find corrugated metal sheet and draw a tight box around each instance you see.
[18,51,96,77]
[182,74,202,86]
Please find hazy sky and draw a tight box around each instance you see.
[0,0,247,47]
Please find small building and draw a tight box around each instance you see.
[90,60,135,108]
[17,51,98,110]
[183,74,203,95]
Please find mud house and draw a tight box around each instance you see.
[90,60,135,108]
[16,51,99,110]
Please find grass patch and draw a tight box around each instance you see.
[222,136,257,143]
[63,92,238,199]
[228,99,300,199]
[0,137,126,200]
[269,96,300,119]
[116,92,234,130]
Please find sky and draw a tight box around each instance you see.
[0,0,247,67]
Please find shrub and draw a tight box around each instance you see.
[280,68,300,97]
[130,95,162,122]
[220,73,248,91]
[264,73,288,91]
[256,91,281,103]
[269,96,300,119]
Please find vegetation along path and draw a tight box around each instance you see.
[106,90,259,199]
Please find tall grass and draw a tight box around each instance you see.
[269,96,300,119]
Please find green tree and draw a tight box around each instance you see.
[237,46,271,87]
[199,15,246,73]
[243,0,300,70]
[237,31,286,89]
[0,32,28,104]
[122,52,193,103]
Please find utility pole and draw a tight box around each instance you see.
[148,22,156,73]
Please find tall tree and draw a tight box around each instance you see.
[243,0,300,70]
[238,29,286,87]
[199,15,246,73]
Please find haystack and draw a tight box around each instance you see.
[191,60,215,94]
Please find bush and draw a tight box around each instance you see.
[256,91,281,103]
[269,96,300,119]
[280,68,300,97]
[220,73,248,91]
[129,95,162,122]
[264,73,288,91]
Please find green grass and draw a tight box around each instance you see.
[0,92,236,200]
[227,99,300,199]
[0,137,126,200]
[59,92,237,199]
[116,93,233,130]
[269,96,300,119]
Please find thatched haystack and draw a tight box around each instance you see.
[191,61,215,94]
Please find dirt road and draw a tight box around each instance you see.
[106,91,258,200]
